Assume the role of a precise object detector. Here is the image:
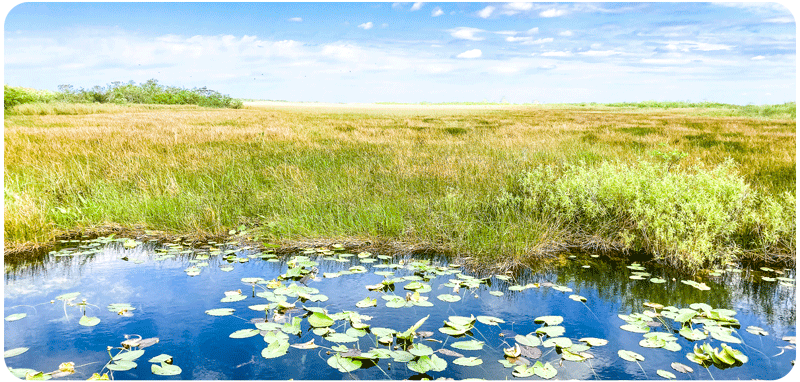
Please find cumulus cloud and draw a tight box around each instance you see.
[477,6,495,18]
[751,55,766,60]
[457,49,482,58]
[526,27,539,34]
[559,30,574,36]
[505,2,534,12]
[540,8,567,17]
[667,41,733,51]
[288,17,302,22]
[449,27,485,41]
[411,2,424,11]
[358,22,374,30]
[432,7,444,17]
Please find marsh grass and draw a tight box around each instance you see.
[3,104,795,269]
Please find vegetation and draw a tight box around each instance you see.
[4,80,242,113]
[3,104,795,269]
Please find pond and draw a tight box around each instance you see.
[3,235,796,380]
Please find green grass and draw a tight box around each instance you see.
[3,104,795,269]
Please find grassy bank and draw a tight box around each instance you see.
[3,104,795,269]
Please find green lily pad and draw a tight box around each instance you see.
[476,315,505,326]
[657,369,676,379]
[56,292,80,301]
[221,295,246,303]
[437,294,461,302]
[148,354,173,363]
[453,356,482,366]
[4,313,27,322]
[407,354,447,374]
[308,312,335,328]
[536,326,565,337]
[230,329,261,339]
[263,330,290,344]
[746,326,768,336]
[618,349,644,362]
[409,343,434,357]
[489,291,504,296]
[113,349,145,361]
[328,353,362,372]
[261,341,290,359]
[355,297,377,308]
[451,340,484,351]
[106,361,137,371]
[326,333,358,343]
[569,294,587,302]
[515,334,541,347]
[512,364,534,377]
[4,347,29,358]
[533,361,558,379]
[79,316,101,327]
[579,337,608,347]
[151,362,182,376]
[649,278,667,284]
[206,308,235,316]
[542,337,573,348]
[391,350,414,363]
[534,315,563,326]
[671,362,694,373]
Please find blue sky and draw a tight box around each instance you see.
[3,2,796,104]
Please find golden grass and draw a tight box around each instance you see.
[4,104,795,267]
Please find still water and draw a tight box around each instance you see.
[3,237,796,379]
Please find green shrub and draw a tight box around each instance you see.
[499,159,795,269]
[4,85,57,109]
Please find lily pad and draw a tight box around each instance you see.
[451,340,484,351]
[151,362,182,376]
[221,294,246,303]
[3,347,29,358]
[533,361,558,379]
[579,337,608,347]
[453,356,483,366]
[230,329,261,339]
[4,313,27,322]
[291,339,319,350]
[489,291,504,297]
[536,326,565,337]
[534,316,563,326]
[308,312,335,328]
[106,361,137,372]
[355,297,377,308]
[148,354,173,363]
[671,362,693,374]
[618,349,645,362]
[56,292,80,301]
[326,333,358,343]
[79,316,101,327]
[261,341,290,359]
[657,369,676,379]
[437,294,461,302]
[407,354,447,374]
[746,326,768,336]
[114,349,145,361]
[477,315,505,326]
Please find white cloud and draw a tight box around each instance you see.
[579,50,621,57]
[540,8,567,17]
[526,27,539,34]
[530,38,554,44]
[432,7,444,17]
[477,6,495,18]
[358,22,374,30]
[764,17,794,23]
[411,2,424,11]
[457,49,482,59]
[381,23,389,28]
[505,36,532,42]
[288,17,302,22]
[505,2,534,12]
[640,58,691,65]
[541,51,572,57]
[449,27,485,41]
[559,30,574,36]
[495,30,519,36]
[667,41,733,51]
[751,55,766,60]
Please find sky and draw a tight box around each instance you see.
[2,2,796,104]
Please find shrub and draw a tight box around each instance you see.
[499,159,795,269]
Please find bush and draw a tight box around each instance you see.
[499,159,795,269]
[5,80,243,110]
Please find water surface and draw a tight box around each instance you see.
[3,237,796,379]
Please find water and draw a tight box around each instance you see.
[3,237,796,380]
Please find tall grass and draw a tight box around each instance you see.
[498,160,795,269]
[3,105,795,269]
